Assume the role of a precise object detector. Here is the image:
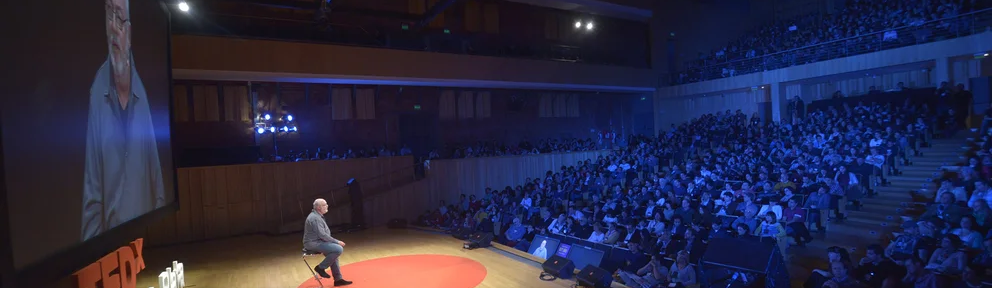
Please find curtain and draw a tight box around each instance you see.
[475,91,492,118]
[553,94,568,117]
[538,93,554,118]
[331,86,353,120]
[355,88,376,120]
[223,85,251,122]
[458,91,475,119]
[785,84,803,102]
[952,58,982,90]
[192,85,220,122]
[439,90,457,120]
[566,94,580,117]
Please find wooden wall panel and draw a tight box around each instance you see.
[143,156,415,247]
[426,150,609,206]
[175,169,193,243]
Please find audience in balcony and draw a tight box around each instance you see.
[675,0,979,84]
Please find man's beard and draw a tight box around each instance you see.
[110,50,130,83]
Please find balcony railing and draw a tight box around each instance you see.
[672,8,992,85]
[172,13,647,68]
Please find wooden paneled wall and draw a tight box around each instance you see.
[425,150,611,206]
[143,156,414,247]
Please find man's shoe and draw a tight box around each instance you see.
[314,267,332,279]
[333,279,353,286]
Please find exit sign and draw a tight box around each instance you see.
[413,104,421,110]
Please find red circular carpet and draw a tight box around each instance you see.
[297,254,487,288]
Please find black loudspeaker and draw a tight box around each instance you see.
[576,265,613,288]
[700,237,776,273]
[467,232,493,248]
[541,255,575,279]
[386,218,407,229]
[971,76,990,120]
[347,179,365,227]
[451,227,473,240]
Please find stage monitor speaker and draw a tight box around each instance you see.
[386,218,407,229]
[451,227,472,240]
[700,237,776,274]
[541,255,575,279]
[576,264,613,288]
[467,232,493,248]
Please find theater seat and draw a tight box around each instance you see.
[302,248,325,288]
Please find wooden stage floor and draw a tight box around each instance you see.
[135,227,608,288]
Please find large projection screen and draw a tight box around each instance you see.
[3,0,175,274]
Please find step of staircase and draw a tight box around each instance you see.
[909,159,966,166]
[823,219,892,240]
[895,169,945,178]
[873,185,921,193]
[861,200,917,212]
[847,210,902,223]
[916,151,968,157]
[885,176,934,184]
[868,191,915,202]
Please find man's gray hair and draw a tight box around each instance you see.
[106,0,130,18]
[313,198,327,209]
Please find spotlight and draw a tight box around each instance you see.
[291,126,298,132]
[256,127,265,134]
[575,21,582,28]
[286,115,294,121]
[586,22,593,30]
[264,114,271,120]
[178,1,190,12]
[281,126,289,132]
[269,127,275,133]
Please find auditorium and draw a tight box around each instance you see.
[2,0,992,287]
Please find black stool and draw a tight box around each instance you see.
[302,248,325,288]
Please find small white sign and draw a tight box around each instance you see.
[156,261,186,288]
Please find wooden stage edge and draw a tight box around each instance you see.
[134,226,630,288]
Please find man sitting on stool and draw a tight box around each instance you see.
[304,198,353,286]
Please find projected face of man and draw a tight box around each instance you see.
[106,0,132,109]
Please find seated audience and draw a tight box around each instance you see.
[617,254,669,288]
[902,257,946,288]
[925,235,966,275]
[669,251,697,286]
[855,244,903,288]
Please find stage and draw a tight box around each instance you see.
[134,227,621,288]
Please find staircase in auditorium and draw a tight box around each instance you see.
[808,131,974,252]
